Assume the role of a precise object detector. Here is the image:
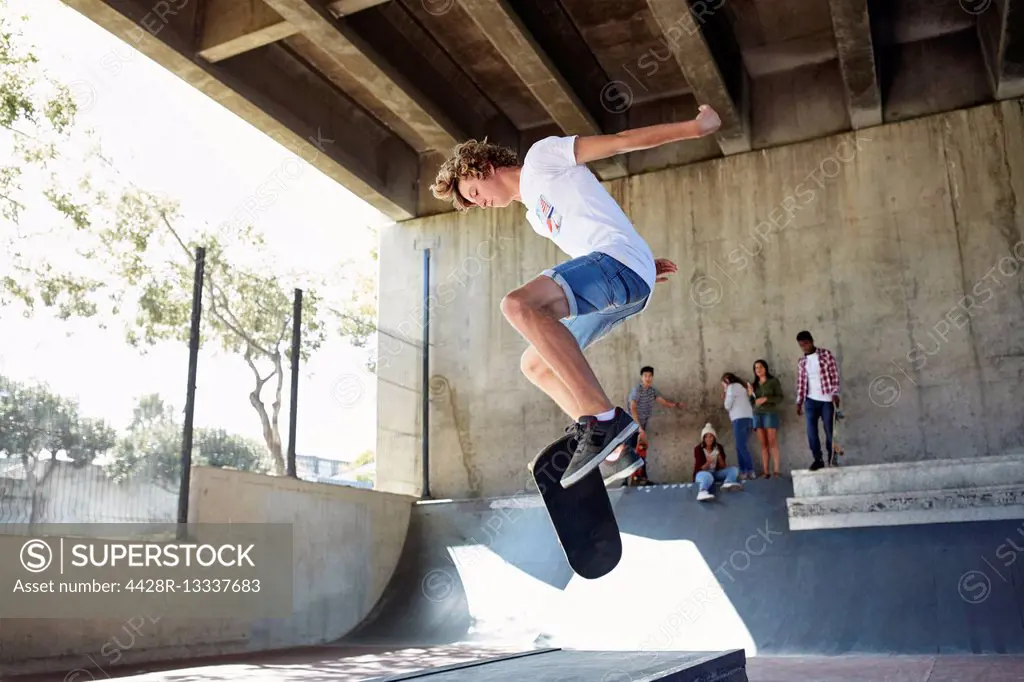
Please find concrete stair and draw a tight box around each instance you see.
[786,452,1024,530]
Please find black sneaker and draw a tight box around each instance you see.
[600,442,646,487]
[809,460,825,471]
[560,407,639,488]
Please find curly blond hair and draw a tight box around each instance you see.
[430,138,519,211]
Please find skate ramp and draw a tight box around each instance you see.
[343,482,1024,655]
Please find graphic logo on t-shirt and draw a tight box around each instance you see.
[535,195,562,237]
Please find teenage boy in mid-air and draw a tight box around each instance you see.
[430,105,722,488]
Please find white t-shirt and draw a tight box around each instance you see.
[804,352,828,402]
[724,383,753,421]
[519,135,657,296]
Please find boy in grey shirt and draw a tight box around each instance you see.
[628,366,684,481]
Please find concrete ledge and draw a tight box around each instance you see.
[787,483,1024,530]
[791,453,1024,498]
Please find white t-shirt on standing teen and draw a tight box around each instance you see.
[518,135,657,299]
[805,351,828,402]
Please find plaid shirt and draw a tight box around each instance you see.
[796,347,840,404]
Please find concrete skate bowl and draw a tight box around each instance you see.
[342,482,1024,656]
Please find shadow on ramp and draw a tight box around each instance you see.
[342,493,573,647]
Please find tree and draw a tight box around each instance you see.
[352,449,374,467]
[0,374,117,524]
[96,193,336,475]
[1,2,103,319]
[107,393,268,490]
[349,448,375,484]
[0,6,377,474]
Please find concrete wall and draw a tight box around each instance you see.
[0,467,414,676]
[376,99,1024,500]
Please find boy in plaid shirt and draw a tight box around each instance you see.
[795,330,841,471]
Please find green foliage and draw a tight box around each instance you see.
[0,373,118,523]
[0,4,82,227]
[1,5,106,322]
[335,275,376,350]
[349,448,375,484]
[352,449,374,467]
[0,377,267,500]
[106,393,268,490]
[0,7,379,473]
[0,5,376,352]
[0,374,117,468]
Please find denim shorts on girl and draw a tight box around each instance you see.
[753,412,780,429]
[542,252,651,351]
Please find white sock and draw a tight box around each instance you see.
[595,408,616,422]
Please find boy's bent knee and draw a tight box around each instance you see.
[520,348,550,380]
[501,277,570,322]
[500,290,531,321]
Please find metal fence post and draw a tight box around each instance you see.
[178,246,205,528]
[287,288,302,478]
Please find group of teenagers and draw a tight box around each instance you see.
[625,328,843,501]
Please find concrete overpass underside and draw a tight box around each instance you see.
[61,0,1024,222]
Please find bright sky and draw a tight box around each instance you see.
[0,0,388,462]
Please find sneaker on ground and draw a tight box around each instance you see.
[721,482,743,491]
[560,407,639,488]
[697,490,715,501]
[599,440,645,487]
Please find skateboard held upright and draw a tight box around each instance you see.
[830,407,846,466]
[529,433,622,579]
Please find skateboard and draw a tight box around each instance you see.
[830,408,846,466]
[529,433,622,579]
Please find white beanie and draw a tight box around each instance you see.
[701,422,716,440]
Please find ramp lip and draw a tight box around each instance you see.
[374,647,561,680]
[376,648,746,682]
[790,452,1024,477]
[786,482,1024,506]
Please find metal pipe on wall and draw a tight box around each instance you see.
[421,248,430,499]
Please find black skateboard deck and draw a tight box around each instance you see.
[529,434,622,579]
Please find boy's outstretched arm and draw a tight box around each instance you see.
[656,395,684,408]
[573,105,721,164]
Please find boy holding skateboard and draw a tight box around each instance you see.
[431,105,722,489]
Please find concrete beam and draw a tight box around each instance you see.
[979,0,1024,100]
[220,44,420,216]
[644,0,751,155]
[283,34,432,154]
[198,0,390,63]
[455,0,628,181]
[827,0,883,129]
[61,0,418,220]
[261,0,465,152]
[198,0,295,63]
[417,151,451,218]
[328,0,392,13]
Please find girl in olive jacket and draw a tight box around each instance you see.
[748,359,784,477]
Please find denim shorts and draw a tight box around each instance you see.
[753,412,780,430]
[542,252,651,351]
